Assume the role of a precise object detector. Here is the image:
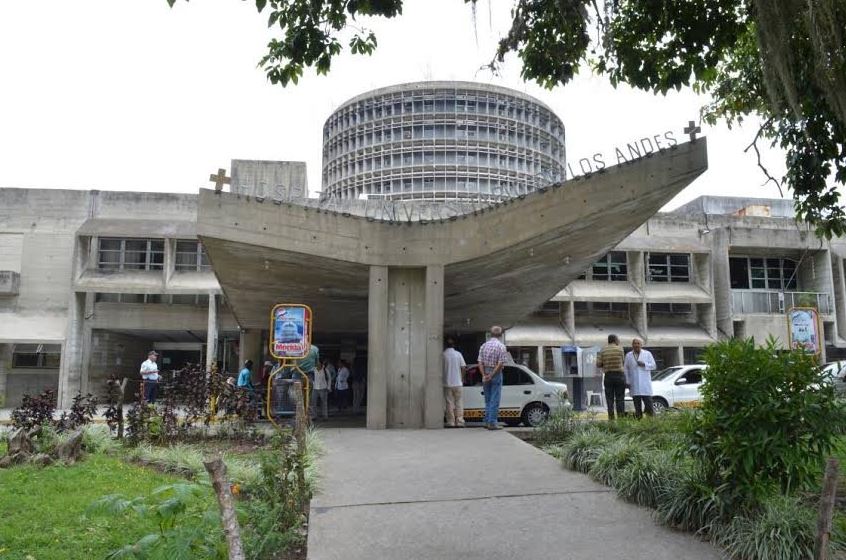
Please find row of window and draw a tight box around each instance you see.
[573,302,694,314]
[579,252,691,283]
[729,257,798,290]
[330,177,537,199]
[324,123,563,159]
[325,150,559,178]
[98,239,210,272]
[324,92,564,138]
[96,293,211,306]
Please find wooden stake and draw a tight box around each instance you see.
[815,457,839,560]
[292,381,308,513]
[203,457,245,560]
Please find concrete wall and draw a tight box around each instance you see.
[87,331,151,399]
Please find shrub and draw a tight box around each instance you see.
[559,427,615,473]
[11,388,57,430]
[81,425,121,454]
[56,392,98,432]
[692,337,846,502]
[534,405,582,446]
[709,493,843,560]
[653,462,725,533]
[612,448,676,509]
[589,436,646,485]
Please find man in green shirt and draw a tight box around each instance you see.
[596,334,626,420]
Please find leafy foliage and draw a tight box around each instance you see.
[104,375,125,438]
[11,388,57,430]
[612,448,676,509]
[588,436,646,485]
[165,0,846,237]
[56,392,98,432]
[691,337,846,502]
[559,426,615,473]
[653,462,725,533]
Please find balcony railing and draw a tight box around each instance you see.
[731,290,832,315]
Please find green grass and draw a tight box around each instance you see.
[0,454,214,560]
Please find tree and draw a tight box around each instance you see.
[168,0,846,238]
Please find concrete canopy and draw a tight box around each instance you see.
[198,140,707,335]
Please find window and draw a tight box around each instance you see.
[647,302,693,314]
[647,253,690,283]
[730,257,798,290]
[12,344,61,369]
[95,293,209,306]
[678,369,704,384]
[592,252,627,281]
[175,240,211,272]
[98,238,164,271]
[503,366,533,386]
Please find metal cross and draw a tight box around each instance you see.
[209,168,231,192]
[684,120,701,142]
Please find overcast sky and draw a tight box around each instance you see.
[0,0,789,210]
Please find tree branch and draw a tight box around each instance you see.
[744,118,784,197]
[203,458,245,560]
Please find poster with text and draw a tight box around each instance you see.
[270,304,312,359]
[788,307,821,355]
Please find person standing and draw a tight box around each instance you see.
[477,326,509,430]
[312,360,331,420]
[596,334,626,420]
[139,350,160,404]
[443,338,467,427]
[624,338,657,419]
[335,360,351,412]
[237,360,254,393]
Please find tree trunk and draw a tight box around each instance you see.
[54,430,84,464]
[815,457,839,560]
[203,457,245,560]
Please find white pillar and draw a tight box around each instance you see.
[536,346,545,376]
[59,291,85,408]
[206,293,219,372]
[0,344,10,408]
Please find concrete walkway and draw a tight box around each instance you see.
[307,429,721,560]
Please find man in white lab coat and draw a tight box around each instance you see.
[624,338,657,418]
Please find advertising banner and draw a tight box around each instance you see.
[270,304,313,360]
[787,307,821,355]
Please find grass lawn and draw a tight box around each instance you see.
[0,453,214,560]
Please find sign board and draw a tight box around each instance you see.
[231,160,308,201]
[787,307,821,355]
[270,304,313,360]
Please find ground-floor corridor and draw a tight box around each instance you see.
[307,429,721,560]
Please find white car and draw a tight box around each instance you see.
[624,364,706,413]
[821,361,846,395]
[462,363,569,427]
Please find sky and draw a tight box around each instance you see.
[0,0,789,210]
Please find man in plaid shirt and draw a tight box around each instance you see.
[477,325,509,430]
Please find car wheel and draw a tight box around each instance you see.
[521,403,548,427]
[651,397,669,414]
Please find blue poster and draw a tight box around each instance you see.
[271,304,311,359]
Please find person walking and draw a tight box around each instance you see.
[624,337,657,419]
[335,360,351,412]
[477,326,509,430]
[443,338,467,427]
[312,360,331,420]
[596,334,626,420]
[139,350,160,404]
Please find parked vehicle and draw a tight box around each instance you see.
[463,363,569,427]
[820,361,846,395]
[624,364,707,413]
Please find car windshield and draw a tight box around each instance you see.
[652,366,684,382]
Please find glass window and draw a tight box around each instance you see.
[12,343,62,369]
[503,366,533,386]
[98,239,164,271]
[647,253,690,283]
[591,252,627,281]
[730,257,799,291]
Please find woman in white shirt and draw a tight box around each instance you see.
[335,361,351,412]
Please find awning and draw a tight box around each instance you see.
[76,218,196,239]
[505,320,571,346]
[0,313,66,343]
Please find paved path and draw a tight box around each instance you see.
[307,428,721,560]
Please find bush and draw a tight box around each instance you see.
[589,436,647,485]
[710,493,843,560]
[534,405,581,446]
[612,448,676,509]
[11,388,57,430]
[559,427,615,473]
[653,462,725,533]
[691,337,846,502]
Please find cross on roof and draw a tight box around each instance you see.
[209,168,231,192]
[684,120,701,142]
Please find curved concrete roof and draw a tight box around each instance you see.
[330,80,558,115]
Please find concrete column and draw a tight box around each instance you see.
[832,255,846,341]
[423,265,444,429]
[536,346,545,377]
[711,228,733,339]
[238,329,262,379]
[79,293,94,395]
[367,265,444,429]
[206,293,219,372]
[676,346,685,366]
[0,344,10,408]
[59,291,85,408]
[367,266,388,429]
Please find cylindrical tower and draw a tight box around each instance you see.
[321,81,566,201]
